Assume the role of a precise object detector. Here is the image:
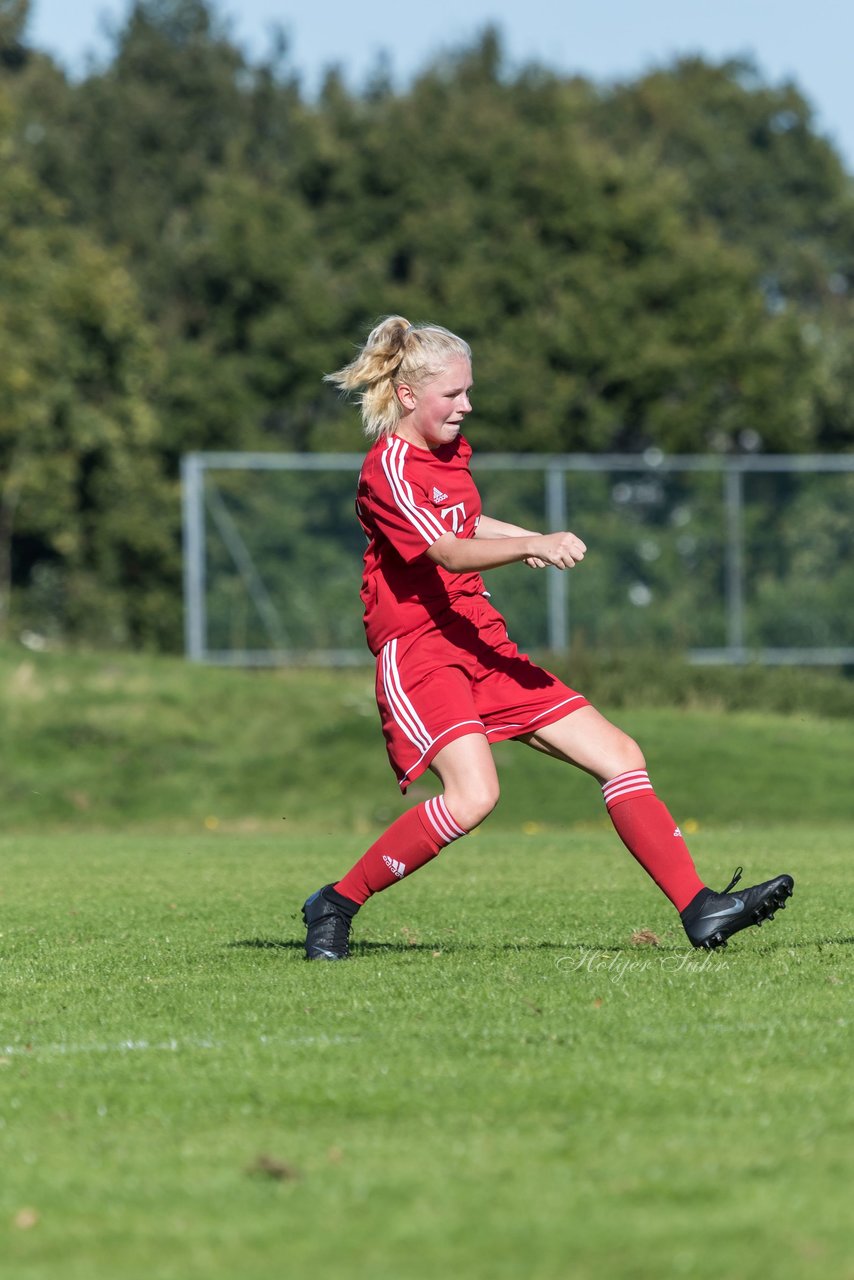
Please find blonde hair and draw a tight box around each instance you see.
[324,315,471,440]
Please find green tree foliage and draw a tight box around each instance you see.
[26,0,348,455]
[0,0,28,60]
[49,0,248,259]
[591,58,854,289]
[0,88,177,646]
[591,57,854,448]
[3,1,854,647]
[272,38,818,454]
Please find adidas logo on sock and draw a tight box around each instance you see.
[382,855,406,879]
[432,486,449,504]
[673,827,682,837]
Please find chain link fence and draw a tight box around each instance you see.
[182,451,854,666]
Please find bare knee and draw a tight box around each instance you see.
[444,777,500,831]
[601,732,646,781]
[429,733,500,831]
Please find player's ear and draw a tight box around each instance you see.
[396,382,417,411]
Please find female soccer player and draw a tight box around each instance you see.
[302,316,794,959]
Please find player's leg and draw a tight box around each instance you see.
[519,707,793,946]
[428,731,500,830]
[334,731,497,902]
[520,704,644,781]
[519,706,705,910]
[303,734,496,960]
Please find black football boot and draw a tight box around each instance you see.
[681,866,794,950]
[302,884,359,960]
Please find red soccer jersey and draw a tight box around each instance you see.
[357,433,487,653]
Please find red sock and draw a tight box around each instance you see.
[334,796,467,906]
[602,770,705,912]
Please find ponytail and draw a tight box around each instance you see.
[325,315,470,440]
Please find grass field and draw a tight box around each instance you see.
[1,646,853,1277]
[4,643,854,832]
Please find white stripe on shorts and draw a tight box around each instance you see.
[398,719,486,787]
[381,638,433,754]
[527,694,586,725]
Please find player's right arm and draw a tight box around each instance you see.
[360,442,585,574]
[425,530,586,573]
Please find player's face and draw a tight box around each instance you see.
[397,357,473,451]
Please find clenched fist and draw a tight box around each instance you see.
[526,531,587,570]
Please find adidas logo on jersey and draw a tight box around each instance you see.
[382,855,406,878]
[673,827,682,837]
[431,486,449,504]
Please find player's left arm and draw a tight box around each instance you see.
[476,514,547,568]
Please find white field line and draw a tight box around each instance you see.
[0,1033,353,1059]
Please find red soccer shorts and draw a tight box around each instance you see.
[375,595,589,791]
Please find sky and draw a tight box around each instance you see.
[25,0,854,171]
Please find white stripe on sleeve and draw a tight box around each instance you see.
[380,438,447,544]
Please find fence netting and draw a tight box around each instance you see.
[182,454,854,665]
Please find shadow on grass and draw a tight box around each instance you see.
[229,932,854,956]
[229,938,303,951]
[229,936,581,954]
[230,937,486,954]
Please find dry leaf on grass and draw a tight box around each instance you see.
[246,1154,300,1181]
[631,929,661,947]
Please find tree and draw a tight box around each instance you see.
[590,57,854,449]
[301,35,818,452]
[0,86,176,645]
[4,16,853,651]
[0,0,28,63]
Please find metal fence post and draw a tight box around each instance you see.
[545,462,568,653]
[723,466,746,661]
[181,454,206,662]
